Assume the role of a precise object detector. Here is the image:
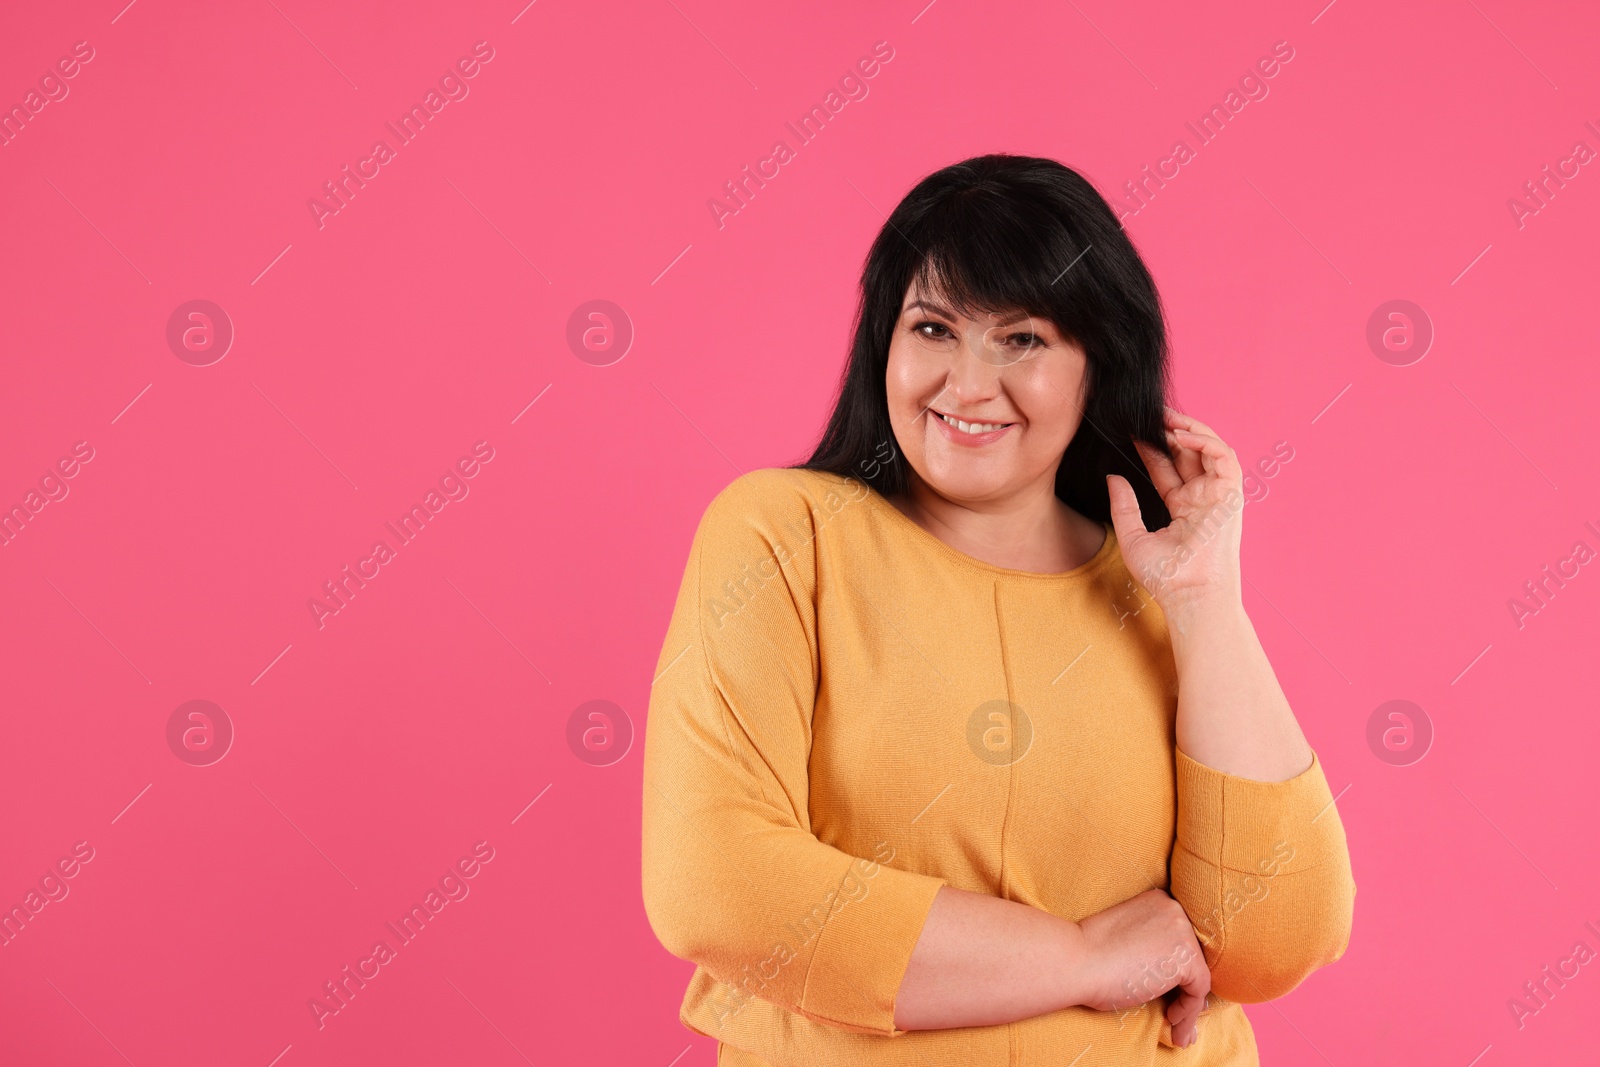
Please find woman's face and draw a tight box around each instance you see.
[885,280,1090,505]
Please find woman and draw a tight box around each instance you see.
[641,153,1354,1065]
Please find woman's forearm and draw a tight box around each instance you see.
[893,885,1088,1030]
[893,884,1212,1044]
[1163,592,1313,782]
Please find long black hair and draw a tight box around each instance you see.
[794,153,1173,530]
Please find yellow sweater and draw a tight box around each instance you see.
[641,467,1355,1066]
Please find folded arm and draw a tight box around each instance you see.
[641,473,947,1037]
[1162,596,1356,1001]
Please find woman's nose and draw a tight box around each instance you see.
[945,327,1006,399]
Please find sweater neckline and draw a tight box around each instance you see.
[861,482,1121,582]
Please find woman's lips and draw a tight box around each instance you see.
[931,410,1015,446]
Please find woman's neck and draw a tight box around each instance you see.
[890,475,1106,575]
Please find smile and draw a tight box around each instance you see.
[932,410,1015,444]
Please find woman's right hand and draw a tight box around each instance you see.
[1073,889,1211,1048]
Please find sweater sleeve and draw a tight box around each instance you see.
[1168,747,1356,1003]
[640,471,947,1037]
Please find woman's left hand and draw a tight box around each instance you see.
[1106,406,1245,613]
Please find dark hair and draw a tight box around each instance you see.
[794,153,1173,530]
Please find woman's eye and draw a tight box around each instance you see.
[1005,333,1046,354]
[910,322,1047,351]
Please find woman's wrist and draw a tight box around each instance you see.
[1159,587,1247,646]
[1046,915,1100,1010]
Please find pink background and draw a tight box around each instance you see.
[2,0,1597,1063]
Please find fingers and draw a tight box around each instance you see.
[1163,404,1215,439]
[1164,426,1205,483]
[1163,407,1241,483]
[1170,428,1242,483]
[1133,439,1184,498]
[1166,987,1204,1047]
[1166,959,1211,1048]
[1171,409,1241,476]
[1104,474,1149,550]
[1156,405,1250,495]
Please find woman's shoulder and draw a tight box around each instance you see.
[687,468,883,584]
[699,467,873,531]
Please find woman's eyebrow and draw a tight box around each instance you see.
[902,300,1044,330]
[993,312,1043,328]
[903,299,956,319]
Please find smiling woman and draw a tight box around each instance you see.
[884,288,1106,575]
[806,153,1175,554]
[642,153,1355,1067]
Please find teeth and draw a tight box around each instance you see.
[940,412,1006,434]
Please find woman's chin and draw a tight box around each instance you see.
[919,467,1020,505]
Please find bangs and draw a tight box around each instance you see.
[798,153,1172,530]
[900,187,1086,337]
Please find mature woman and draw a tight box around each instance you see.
[641,153,1354,1066]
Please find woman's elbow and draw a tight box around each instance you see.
[642,851,750,968]
[1210,874,1355,1003]
[642,864,711,963]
